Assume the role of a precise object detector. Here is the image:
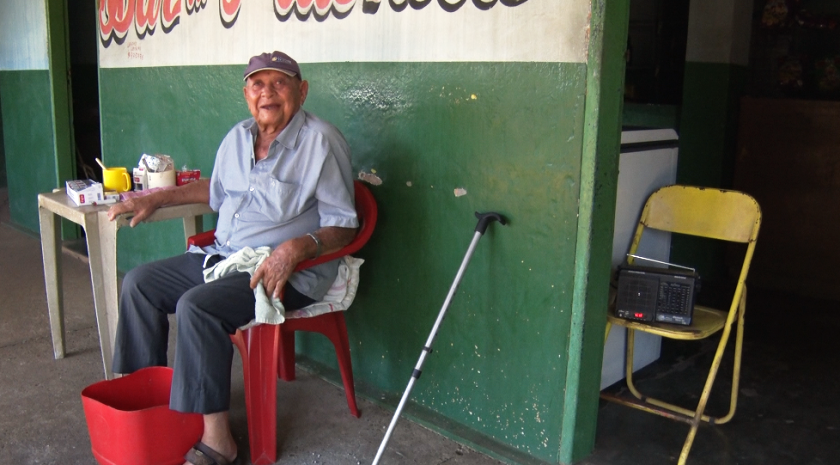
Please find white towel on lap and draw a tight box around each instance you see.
[202,246,364,329]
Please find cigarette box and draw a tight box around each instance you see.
[66,179,104,206]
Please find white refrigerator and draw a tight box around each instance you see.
[600,128,679,390]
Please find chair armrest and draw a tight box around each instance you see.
[294,245,351,272]
[186,229,352,271]
[295,182,377,271]
[187,230,216,248]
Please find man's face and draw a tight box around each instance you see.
[243,69,308,131]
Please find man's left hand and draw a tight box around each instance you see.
[250,226,356,300]
[250,238,307,299]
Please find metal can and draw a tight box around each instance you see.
[176,169,201,186]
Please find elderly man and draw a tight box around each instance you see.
[107,51,358,465]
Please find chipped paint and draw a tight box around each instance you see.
[454,187,467,197]
[358,170,382,185]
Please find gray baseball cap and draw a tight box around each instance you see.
[243,51,301,80]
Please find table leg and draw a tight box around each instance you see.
[85,213,115,380]
[98,211,121,372]
[38,207,65,359]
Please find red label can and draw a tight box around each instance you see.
[176,169,201,186]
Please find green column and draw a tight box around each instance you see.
[560,0,630,463]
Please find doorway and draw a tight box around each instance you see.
[68,0,101,182]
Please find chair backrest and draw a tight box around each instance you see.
[628,185,761,313]
[294,180,378,271]
[626,185,762,319]
[636,185,761,244]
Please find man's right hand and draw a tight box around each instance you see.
[107,194,161,227]
[106,179,211,227]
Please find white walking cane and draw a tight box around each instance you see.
[372,212,506,465]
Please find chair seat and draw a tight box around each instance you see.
[607,305,727,340]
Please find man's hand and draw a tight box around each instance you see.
[250,238,308,299]
[250,226,357,299]
[106,179,211,227]
[107,194,161,227]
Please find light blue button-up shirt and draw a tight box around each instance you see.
[203,109,358,300]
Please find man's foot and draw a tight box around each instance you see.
[184,440,238,465]
[184,412,237,465]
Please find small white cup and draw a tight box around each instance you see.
[146,170,176,189]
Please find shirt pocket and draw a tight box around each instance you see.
[238,176,302,224]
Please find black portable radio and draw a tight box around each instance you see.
[615,256,700,326]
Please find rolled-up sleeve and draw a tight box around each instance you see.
[316,150,358,229]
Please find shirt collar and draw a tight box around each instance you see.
[242,109,306,150]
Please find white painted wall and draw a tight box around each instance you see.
[98,0,591,68]
[0,0,49,70]
[685,0,753,66]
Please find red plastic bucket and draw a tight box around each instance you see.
[81,367,203,465]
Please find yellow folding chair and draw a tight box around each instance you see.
[601,185,761,464]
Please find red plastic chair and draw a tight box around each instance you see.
[187,181,377,465]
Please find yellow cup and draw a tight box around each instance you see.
[103,167,132,193]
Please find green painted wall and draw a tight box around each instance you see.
[0,70,58,231]
[0,0,75,236]
[0,104,6,188]
[673,62,748,283]
[677,62,747,189]
[622,103,680,129]
[100,61,588,462]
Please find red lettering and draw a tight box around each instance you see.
[275,0,295,17]
[103,0,527,48]
[100,0,135,46]
[220,0,241,27]
[135,0,161,37]
[161,0,182,31]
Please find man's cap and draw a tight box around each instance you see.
[243,51,301,80]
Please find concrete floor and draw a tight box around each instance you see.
[1,186,839,464]
[590,287,840,465]
[0,190,502,465]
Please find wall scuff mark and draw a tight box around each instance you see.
[358,170,383,185]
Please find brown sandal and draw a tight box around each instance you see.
[185,441,240,465]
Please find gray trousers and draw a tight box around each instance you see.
[111,252,314,414]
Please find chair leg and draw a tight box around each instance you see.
[231,325,280,465]
[620,329,723,424]
[605,291,750,465]
[716,288,748,425]
[282,313,361,418]
[327,313,361,418]
[677,298,744,465]
[278,326,297,381]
